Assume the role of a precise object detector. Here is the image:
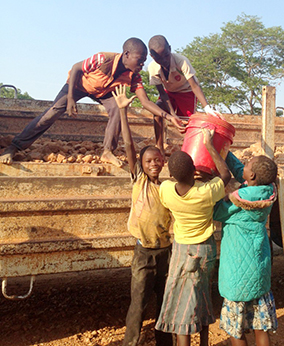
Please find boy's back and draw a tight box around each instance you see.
[155,137,230,345]
[160,177,225,244]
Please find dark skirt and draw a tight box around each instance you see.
[155,236,217,335]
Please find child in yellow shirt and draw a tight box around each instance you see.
[155,136,230,346]
[112,85,175,346]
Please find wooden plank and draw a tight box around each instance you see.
[278,176,284,250]
[261,86,276,158]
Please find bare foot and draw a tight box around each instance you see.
[100,150,123,168]
[0,146,18,165]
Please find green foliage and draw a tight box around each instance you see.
[0,84,33,99]
[178,14,284,114]
[276,107,284,117]
[126,70,158,108]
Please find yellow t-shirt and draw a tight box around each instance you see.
[159,177,225,244]
[127,162,172,248]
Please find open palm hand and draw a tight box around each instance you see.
[112,85,136,109]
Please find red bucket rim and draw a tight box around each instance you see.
[187,113,235,136]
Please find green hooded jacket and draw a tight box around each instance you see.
[214,152,277,302]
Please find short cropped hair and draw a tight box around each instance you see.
[123,37,147,54]
[168,150,195,183]
[148,35,170,50]
[252,155,278,185]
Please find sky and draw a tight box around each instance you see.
[1,0,284,110]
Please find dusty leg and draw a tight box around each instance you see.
[176,334,190,346]
[230,334,248,346]
[154,99,169,158]
[99,96,124,167]
[154,246,173,346]
[122,245,156,346]
[254,330,270,346]
[0,145,18,165]
[154,115,165,156]
[0,84,86,165]
[200,325,209,346]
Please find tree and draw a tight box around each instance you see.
[0,83,33,99]
[178,14,284,114]
[126,70,158,107]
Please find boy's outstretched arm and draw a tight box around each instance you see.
[135,88,187,132]
[155,77,222,120]
[188,77,224,119]
[155,84,176,116]
[112,85,137,174]
[202,128,231,186]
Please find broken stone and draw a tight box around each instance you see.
[0,135,13,148]
[67,156,76,163]
[76,154,84,163]
[44,153,57,162]
[78,147,87,154]
[29,152,43,161]
[56,153,66,163]
[82,154,93,163]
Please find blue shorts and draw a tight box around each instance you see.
[220,290,278,339]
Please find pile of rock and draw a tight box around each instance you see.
[1,134,284,167]
[0,135,120,164]
[233,141,284,166]
[0,135,180,164]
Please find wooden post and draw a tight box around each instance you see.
[278,176,284,249]
[261,86,276,159]
[262,86,284,251]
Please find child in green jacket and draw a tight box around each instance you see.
[214,152,278,346]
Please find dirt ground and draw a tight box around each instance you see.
[0,252,283,346]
